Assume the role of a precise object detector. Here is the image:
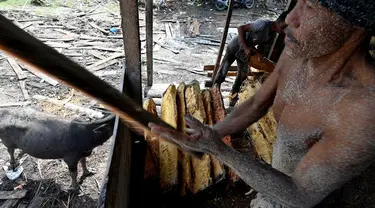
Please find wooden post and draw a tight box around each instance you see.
[267,33,279,59]
[104,0,146,206]
[207,0,234,87]
[285,0,296,11]
[146,0,153,87]
[267,0,297,62]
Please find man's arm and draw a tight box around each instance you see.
[237,24,253,56]
[214,102,375,208]
[213,50,287,138]
[149,90,375,208]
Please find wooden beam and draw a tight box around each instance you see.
[285,0,297,12]
[105,0,145,205]
[146,0,153,87]
[268,0,297,62]
[209,0,234,86]
[203,65,237,72]
[267,33,279,60]
[119,1,142,103]
[105,65,146,208]
[0,190,27,200]
[208,71,237,77]
[207,71,265,77]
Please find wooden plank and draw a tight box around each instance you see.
[32,94,104,119]
[20,22,33,29]
[210,85,239,182]
[154,40,179,54]
[38,37,76,42]
[0,190,27,200]
[208,71,237,77]
[146,0,153,86]
[143,99,159,180]
[0,199,19,208]
[88,51,107,60]
[185,81,212,193]
[0,102,31,107]
[176,83,193,195]
[267,0,296,63]
[53,29,79,37]
[88,22,109,34]
[68,46,123,52]
[90,59,119,72]
[159,85,178,192]
[24,65,59,86]
[165,24,172,38]
[210,0,234,86]
[203,65,237,72]
[87,53,124,70]
[207,71,264,77]
[105,65,146,208]
[267,33,279,59]
[16,202,28,208]
[28,197,44,208]
[7,58,27,80]
[105,0,145,205]
[202,89,225,184]
[19,81,29,100]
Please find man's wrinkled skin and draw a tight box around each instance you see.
[150,0,375,207]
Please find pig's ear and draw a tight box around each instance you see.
[93,124,108,133]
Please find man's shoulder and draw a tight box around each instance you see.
[317,89,375,151]
[330,89,375,130]
[248,19,272,29]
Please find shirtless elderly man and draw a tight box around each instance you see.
[150,0,375,207]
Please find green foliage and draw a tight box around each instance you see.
[0,0,30,8]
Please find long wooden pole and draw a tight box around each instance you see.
[209,0,234,86]
[104,0,146,206]
[146,0,153,87]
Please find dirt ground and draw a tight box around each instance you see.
[0,0,286,207]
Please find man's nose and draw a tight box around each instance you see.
[285,2,301,28]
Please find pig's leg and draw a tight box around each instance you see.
[69,170,78,191]
[7,148,17,170]
[80,157,94,177]
[16,150,25,160]
[229,60,249,106]
[64,157,79,190]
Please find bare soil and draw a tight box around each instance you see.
[0,0,285,207]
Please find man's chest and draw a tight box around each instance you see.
[270,68,339,175]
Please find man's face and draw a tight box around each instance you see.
[284,0,354,59]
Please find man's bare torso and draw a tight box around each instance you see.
[268,53,375,206]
